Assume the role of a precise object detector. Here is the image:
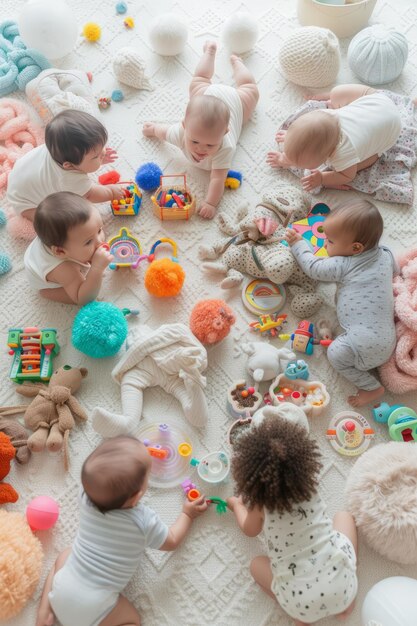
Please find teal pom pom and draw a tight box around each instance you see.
[135,162,163,191]
[111,89,124,102]
[0,253,11,275]
[72,301,128,358]
[0,209,6,227]
[115,1,127,13]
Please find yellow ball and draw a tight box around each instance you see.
[83,22,101,42]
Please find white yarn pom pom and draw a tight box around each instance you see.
[149,13,188,56]
[221,12,259,54]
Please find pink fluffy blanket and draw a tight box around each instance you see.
[379,248,417,393]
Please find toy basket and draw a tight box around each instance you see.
[151,174,195,221]
[269,374,330,417]
[297,0,377,38]
[111,181,142,216]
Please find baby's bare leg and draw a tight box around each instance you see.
[40,288,76,305]
[36,548,71,626]
[189,41,217,98]
[333,512,357,619]
[230,55,259,123]
[100,595,140,626]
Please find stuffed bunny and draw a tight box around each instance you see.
[0,366,88,470]
[198,184,323,318]
[241,341,295,383]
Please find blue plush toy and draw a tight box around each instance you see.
[135,162,163,191]
[0,209,11,276]
[72,302,138,358]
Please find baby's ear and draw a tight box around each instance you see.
[50,245,66,258]
[61,161,74,170]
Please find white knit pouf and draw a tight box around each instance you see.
[113,47,152,90]
[348,25,408,85]
[149,13,188,56]
[279,26,340,88]
[221,12,259,54]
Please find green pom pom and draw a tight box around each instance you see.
[72,301,128,358]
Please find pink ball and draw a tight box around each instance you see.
[26,496,59,531]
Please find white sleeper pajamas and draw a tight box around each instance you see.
[291,241,396,391]
[264,494,357,622]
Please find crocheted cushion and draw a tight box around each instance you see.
[25,68,99,123]
[348,25,408,85]
[279,26,340,88]
[113,47,152,90]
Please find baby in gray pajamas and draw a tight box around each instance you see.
[285,201,396,407]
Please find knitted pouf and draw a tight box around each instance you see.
[279,26,340,88]
[0,511,43,620]
[346,442,417,564]
[348,25,408,85]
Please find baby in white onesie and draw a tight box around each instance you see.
[267,84,402,192]
[143,41,259,218]
[228,404,358,626]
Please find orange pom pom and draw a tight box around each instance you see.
[145,258,185,297]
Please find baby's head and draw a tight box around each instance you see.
[34,191,105,264]
[323,201,383,257]
[231,415,322,514]
[45,110,108,173]
[82,436,151,513]
[284,111,339,169]
[183,95,230,163]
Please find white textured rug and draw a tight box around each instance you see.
[2,1,417,625]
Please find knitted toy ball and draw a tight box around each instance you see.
[221,12,259,54]
[348,25,408,85]
[0,253,12,275]
[83,22,101,42]
[0,510,43,620]
[113,47,152,90]
[135,162,163,191]
[279,26,340,88]
[18,0,78,60]
[145,258,185,297]
[0,209,6,226]
[346,442,417,564]
[362,577,417,626]
[72,301,128,358]
[190,299,236,345]
[115,1,127,14]
[7,214,36,241]
[149,13,188,56]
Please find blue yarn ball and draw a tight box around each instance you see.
[72,301,128,358]
[111,89,124,102]
[135,162,163,191]
[0,209,6,227]
[0,253,11,275]
[115,1,128,14]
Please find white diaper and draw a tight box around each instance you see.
[25,68,99,123]
[49,566,118,626]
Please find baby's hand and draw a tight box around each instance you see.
[102,147,118,164]
[266,151,289,169]
[142,122,156,138]
[283,228,302,246]
[301,169,322,192]
[91,245,114,271]
[110,185,125,200]
[199,202,217,220]
[275,129,286,143]
[183,495,208,519]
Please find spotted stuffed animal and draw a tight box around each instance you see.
[199,184,323,318]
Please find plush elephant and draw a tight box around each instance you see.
[242,341,295,383]
[198,184,324,318]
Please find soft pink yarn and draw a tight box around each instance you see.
[379,247,417,393]
[0,98,43,191]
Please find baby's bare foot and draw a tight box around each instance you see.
[204,41,217,55]
[348,386,384,408]
[230,54,243,67]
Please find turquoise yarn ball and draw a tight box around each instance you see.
[72,301,128,358]
[115,2,128,14]
[0,209,6,226]
[111,89,124,102]
[0,253,12,275]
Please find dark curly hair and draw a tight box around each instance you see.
[231,417,322,514]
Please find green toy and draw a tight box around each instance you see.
[7,327,59,383]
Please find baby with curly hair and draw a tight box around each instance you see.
[227,405,358,626]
